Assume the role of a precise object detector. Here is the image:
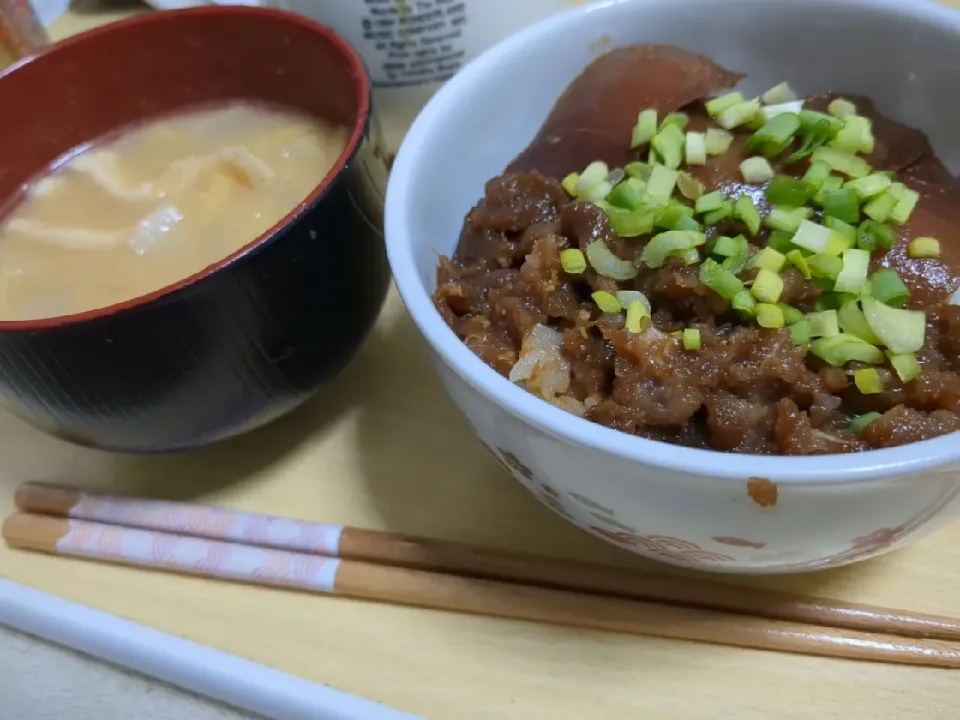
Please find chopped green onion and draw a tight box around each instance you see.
[887,183,908,201]
[786,113,842,164]
[751,268,784,303]
[592,291,622,314]
[734,195,761,235]
[681,328,701,351]
[706,91,746,117]
[766,206,811,233]
[844,173,891,200]
[799,109,844,136]
[908,237,940,259]
[647,165,679,200]
[837,300,881,344]
[581,181,614,203]
[780,304,805,324]
[807,309,840,337]
[810,334,884,365]
[834,248,871,294]
[790,219,833,253]
[856,219,896,253]
[833,114,875,154]
[624,299,649,333]
[656,203,698,232]
[713,234,749,271]
[828,98,857,118]
[765,175,812,207]
[722,249,751,276]
[756,303,785,328]
[785,249,812,279]
[807,253,843,280]
[732,289,758,317]
[762,82,797,105]
[678,247,700,265]
[631,109,658,148]
[652,124,685,169]
[868,268,910,307]
[699,258,744,300]
[604,182,643,210]
[824,216,857,242]
[685,132,707,166]
[767,230,796,254]
[705,128,734,155]
[641,230,706,268]
[670,212,701,234]
[676,171,704,200]
[560,248,587,275]
[561,172,579,196]
[861,296,925,353]
[576,161,610,195]
[693,192,724,215]
[825,232,853,261]
[762,101,804,121]
[812,288,851,309]
[790,319,812,344]
[740,157,775,184]
[817,176,844,197]
[850,412,882,435]
[820,189,861,224]
[888,351,921,383]
[869,265,908,299]
[747,247,787,273]
[863,191,897,223]
[717,99,762,130]
[802,161,833,190]
[596,202,657,237]
[585,241,638,280]
[625,161,652,181]
[811,146,871,178]
[854,368,884,394]
[648,146,660,165]
[746,112,800,157]
[712,235,740,258]
[661,112,689,130]
[749,115,768,133]
[703,201,735,226]
[888,186,920,225]
[615,290,650,312]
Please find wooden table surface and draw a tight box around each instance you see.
[4,2,960,718]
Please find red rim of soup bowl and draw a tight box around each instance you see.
[0,5,372,332]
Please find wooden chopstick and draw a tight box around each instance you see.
[14,482,960,643]
[5,510,960,669]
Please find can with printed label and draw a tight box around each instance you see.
[147,0,595,154]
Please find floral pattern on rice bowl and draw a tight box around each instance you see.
[589,527,735,565]
[476,432,960,571]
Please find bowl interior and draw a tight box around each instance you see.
[0,6,368,238]
[393,0,960,289]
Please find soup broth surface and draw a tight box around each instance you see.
[0,102,349,320]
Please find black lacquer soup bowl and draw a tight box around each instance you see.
[0,6,390,452]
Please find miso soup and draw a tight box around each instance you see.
[0,102,350,320]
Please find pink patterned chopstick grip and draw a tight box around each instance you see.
[57,517,342,592]
[48,489,345,557]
